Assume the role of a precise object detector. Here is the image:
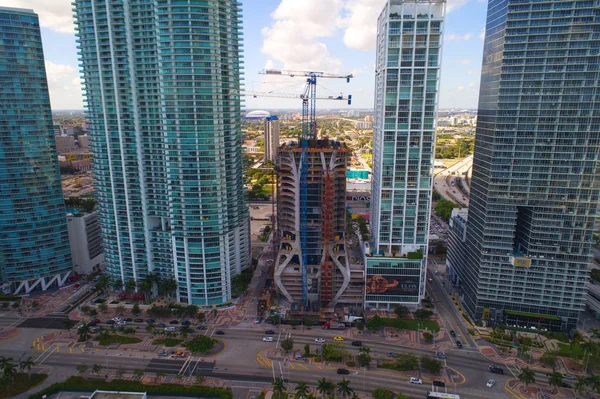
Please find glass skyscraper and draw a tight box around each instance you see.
[73,0,250,305]
[447,0,600,330]
[368,0,445,309]
[0,7,72,294]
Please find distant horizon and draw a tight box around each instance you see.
[52,107,479,113]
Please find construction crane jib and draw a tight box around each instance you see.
[259,69,353,308]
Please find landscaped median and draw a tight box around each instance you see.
[28,376,233,399]
[0,373,47,399]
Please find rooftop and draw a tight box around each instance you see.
[90,391,146,399]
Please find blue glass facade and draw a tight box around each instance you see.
[447,0,600,330]
[73,0,250,305]
[0,7,72,293]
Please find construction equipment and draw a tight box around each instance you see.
[259,69,353,308]
[245,91,351,103]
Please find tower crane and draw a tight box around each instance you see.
[258,69,353,308]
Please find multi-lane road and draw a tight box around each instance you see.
[434,156,473,207]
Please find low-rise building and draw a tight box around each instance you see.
[66,210,104,275]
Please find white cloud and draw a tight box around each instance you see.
[261,0,343,72]
[459,59,471,65]
[445,33,473,41]
[456,86,465,92]
[45,61,84,110]
[466,68,480,76]
[3,0,75,33]
[479,28,486,40]
[447,0,471,12]
[339,0,386,51]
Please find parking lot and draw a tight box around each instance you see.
[249,203,275,242]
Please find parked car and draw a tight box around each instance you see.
[265,330,275,335]
[337,369,350,375]
[145,319,155,324]
[450,330,456,337]
[158,350,168,357]
[351,341,362,347]
[486,379,496,388]
[156,323,166,328]
[182,320,191,326]
[134,318,144,323]
[315,338,326,343]
[169,320,179,324]
[105,320,115,325]
[265,319,274,324]
[456,340,463,349]
[165,326,177,332]
[215,330,225,335]
[433,381,445,387]
[434,352,446,359]
[564,374,576,380]
[561,382,572,389]
[124,318,132,322]
[91,318,101,324]
[334,336,344,341]
[387,353,397,357]
[410,377,422,384]
[263,337,274,342]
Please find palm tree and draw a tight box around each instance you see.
[336,379,353,399]
[160,278,177,302]
[179,325,192,338]
[548,371,563,393]
[589,328,600,341]
[125,278,137,294]
[155,371,165,383]
[317,378,332,399]
[77,322,92,342]
[146,323,155,334]
[139,279,153,301]
[19,357,34,377]
[518,367,536,392]
[133,369,143,380]
[587,374,600,394]
[575,376,588,394]
[0,356,13,370]
[96,275,110,293]
[2,361,17,381]
[294,382,309,399]
[112,278,123,292]
[272,377,287,399]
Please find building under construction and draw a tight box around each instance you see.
[274,138,364,310]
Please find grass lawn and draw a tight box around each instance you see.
[0,373,47,399]
[382,317,440,332]
[97,335,142,346]
[558,342,586,359]
[152,338,183,347]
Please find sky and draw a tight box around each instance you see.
[5,0,488,110]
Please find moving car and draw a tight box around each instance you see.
[156,323,166,328]
[337,369,350,375]
[456,340,463,349]
[488,365,504,375]
[265,330,275,335]
[263,337,274,342]
[410,377,422,384]
[351,341,362,347]
[164,326,177,332]
[315,338,326,343]
[334,336,344,341]
[387,353,397,357]
[145,319,155,324]
[434,352,445,359]
[169,320,179,324]
[433,381,445,387]
[158,350,168,357]
[486,379,496,388]
[215,330,225,335]
[182,320,191,326]
[134,319,144,323]
[450,330,456,337]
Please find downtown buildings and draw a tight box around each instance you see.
[368,0,445,310]
[264,115,280,163]
[73,0,250,305]
[0,7,73,294]
[447,0,600,330]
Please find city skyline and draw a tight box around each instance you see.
[7,0,488,111]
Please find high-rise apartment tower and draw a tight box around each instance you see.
[447,0,600,330]
[265,116,280,162]
[368,0,445,310]
[73,0,250,305]
[0,7,72,294]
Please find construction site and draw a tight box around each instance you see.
[257,70,365,316]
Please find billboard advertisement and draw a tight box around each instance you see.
[365,274,420,297]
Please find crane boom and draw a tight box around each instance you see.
[244,91,352,104]
[260,69,353,82]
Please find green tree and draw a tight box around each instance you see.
[357,346,371,368]
[322,343,347,361]
[366,315,384,332]
[96,276,110,293]
[112,279,123,292]
[273,377,287,399]
[139,279,153,301]
[518,367,536,391]
[372,389,395,399]
[575,376,588,394]
[197,312,206,323]
[587,374,600,393]
[420,355,442,374]
[317,378,333,399]
[303,318,313,328]
[155,371,165,383]
[539,352,558,369]
[160,278,177,302]
[98,302,108,313]
[393,306,409,318]
[434,199,459,222]
[304,344,311,357]
[356,321,364,331]
[394,354,418,370]
[131,302,141,316]
[337,379,354,399]
[19,356,34,377]
[179,325,192,338]
[281,338,294,353]
[125,279,137,293]
[422,332,433,343]
[548,371,563,393]
[77,322,92,342]
[115,368,125,379]
[294,382,309,399]
[115,305,126,316]
[414,309,433,320]
[133,369,144,380]
[76,364,88,376]
[2,361,17,386]
[92,364,103,376]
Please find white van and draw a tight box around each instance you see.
[165,326,177,332]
